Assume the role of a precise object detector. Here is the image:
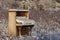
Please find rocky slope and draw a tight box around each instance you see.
[0,0,59,9]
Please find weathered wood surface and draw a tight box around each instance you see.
[8,11,17,37]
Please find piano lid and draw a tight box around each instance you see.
[8,9,29,12]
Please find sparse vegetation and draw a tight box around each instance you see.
[0,0,58,9]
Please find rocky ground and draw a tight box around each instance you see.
[0,8,60,40]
